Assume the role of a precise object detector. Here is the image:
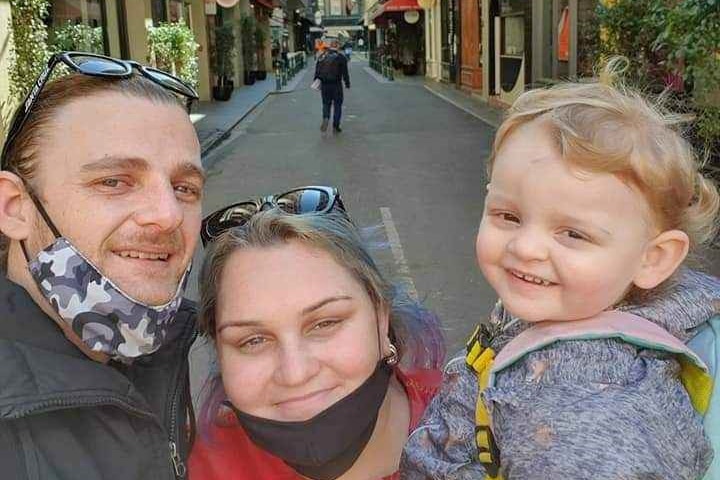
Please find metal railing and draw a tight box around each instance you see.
[369,51,394,81]
[275,51,307,91]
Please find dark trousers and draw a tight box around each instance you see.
[321,82,344,128]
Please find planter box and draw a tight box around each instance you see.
[212,85,233,101]
[243,71,256,86]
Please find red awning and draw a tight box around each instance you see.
[252,0,274,10]
[370,0,420,20]
[383,0,419,11]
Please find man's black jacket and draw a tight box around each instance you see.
[0,276,197,480]
[314,50,351,88]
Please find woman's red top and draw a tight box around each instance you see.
[189,368,441,480]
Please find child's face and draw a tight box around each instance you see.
[476,121,656,322]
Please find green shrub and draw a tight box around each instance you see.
[594,0,670,89]
[147,21,200,89]
[239,14,257,72]
[8,0,51,101]
[211,22,236,82]
[657,0,720,94]
[0,98,16,147]
[657,0,720,168]
[595,0,720,169]
[254,22,267,71]
[49,21,104,54]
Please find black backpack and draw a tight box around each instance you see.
[317,52,341,82]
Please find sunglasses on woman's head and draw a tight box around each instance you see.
[1,51,199,170]
[201,186,346,247]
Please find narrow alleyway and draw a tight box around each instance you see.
[189,59,498,395]
[188,59,720,400]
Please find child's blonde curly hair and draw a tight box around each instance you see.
[490,58,720,261]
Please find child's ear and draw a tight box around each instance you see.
[633,230,690,290]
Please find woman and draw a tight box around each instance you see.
[189,186,445,480]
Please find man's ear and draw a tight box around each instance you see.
[0,171,34,241]
[633,229,690,290]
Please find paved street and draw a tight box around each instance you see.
[188,59,498,396]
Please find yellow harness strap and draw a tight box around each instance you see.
[465,313,713,480]
[466,325,503,480]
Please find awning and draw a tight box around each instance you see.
[370,0,420,20]
[252,0,274,10]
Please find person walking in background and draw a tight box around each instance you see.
[314,38,350,133]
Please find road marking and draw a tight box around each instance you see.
[380,207,419,300]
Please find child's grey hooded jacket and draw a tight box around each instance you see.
[401,269,719,479]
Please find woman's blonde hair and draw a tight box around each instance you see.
[489,57,720,256]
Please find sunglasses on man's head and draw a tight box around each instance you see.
[1,51,199,170]
[201,186,346,247]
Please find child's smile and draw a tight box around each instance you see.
[507,268,555,287]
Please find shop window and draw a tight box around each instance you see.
[152,0,167,24]
[47,0,107,54]
[168,0,185,23]
[330,0,342,16]
[502,15,523,56]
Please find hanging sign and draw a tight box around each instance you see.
[404,10,420,24]
[204,0,217,14]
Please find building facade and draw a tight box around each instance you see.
[421,0,597,105]
[0,0,215,103]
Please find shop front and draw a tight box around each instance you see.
[439,0,457,82]
[370,0,425,76]
[459,0,482,92]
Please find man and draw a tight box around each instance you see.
[314,38,351,133]
[0,53,204,479]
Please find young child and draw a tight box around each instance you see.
[401,63,720,479]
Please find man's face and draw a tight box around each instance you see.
[28,92,204,305]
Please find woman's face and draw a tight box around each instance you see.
[215,240,390,422]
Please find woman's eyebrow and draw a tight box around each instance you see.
[302,296,353,315]
[217,320,262,333]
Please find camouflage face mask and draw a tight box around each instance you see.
[28,237,189,362]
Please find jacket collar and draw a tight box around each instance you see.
[0,275,195,418]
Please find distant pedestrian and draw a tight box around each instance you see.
[314,38,350,133]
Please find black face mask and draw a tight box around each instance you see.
[228,361,393,480]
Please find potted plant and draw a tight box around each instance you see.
[253,22,268,80]
[49,21,104,54]
[240,14,257,85]
[147,21,200,90]
[211,22,235,101]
